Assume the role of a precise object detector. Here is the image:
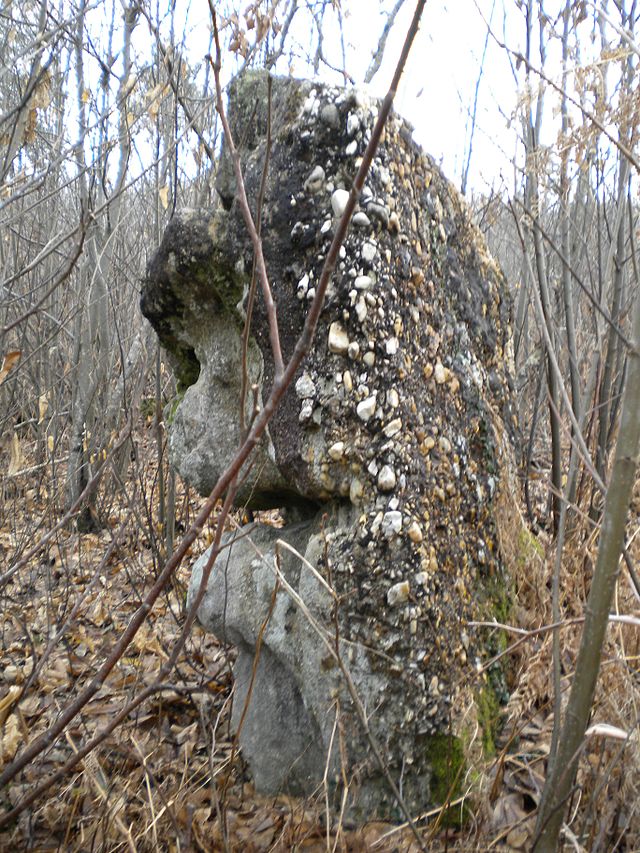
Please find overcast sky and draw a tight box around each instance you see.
[150,1,522,194]
[343,0,522,194]
[141,0,627,198]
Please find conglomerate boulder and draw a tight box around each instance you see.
[141,71,519,820]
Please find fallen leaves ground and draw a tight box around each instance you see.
[1,426,639,851]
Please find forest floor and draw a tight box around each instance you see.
[1,423,639,852]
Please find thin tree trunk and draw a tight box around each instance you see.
[533,256,640,853]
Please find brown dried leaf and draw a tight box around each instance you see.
[7,431,24,475]
[0,714,21,766]
[0,686,22,726]
[18,693,41,717]
[38,393,48,424]
[0,350,20,385]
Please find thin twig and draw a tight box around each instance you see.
[364,0,408,83]
[207,4,285,379]
[0,419,134,589]
[240,75,272,434]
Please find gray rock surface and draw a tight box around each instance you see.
[189,508,385,804]
[141,71,519,819]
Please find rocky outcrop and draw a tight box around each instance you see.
[141,71,518,820]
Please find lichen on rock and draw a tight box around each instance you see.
[141,70,519,820]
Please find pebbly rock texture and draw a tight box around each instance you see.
[141,71,519,820]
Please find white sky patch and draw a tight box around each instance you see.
[150,0,524,192]
[77,0,634,199]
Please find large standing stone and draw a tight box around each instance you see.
[141,71,519,820]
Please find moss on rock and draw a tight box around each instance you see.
[424,734,467,826]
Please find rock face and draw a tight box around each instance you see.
[141,72,518,819]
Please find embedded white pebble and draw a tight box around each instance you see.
[356,395,376,421]
[377,465,397,492]
[353,211,371,228]
[381,510,402,538]
[302,92,318,115]
[387,580,410,607]
[367,459,379,477]
[388,497,400,510]
[299,400,313,423]
[410,306,420,323]
[345,139,358,156]
[348,341,360,359]
[379,165,391,186]
[383,418,402,438]
[346,112,360,137]
[343,370,353,392]
[434,361,446,384]
[331,189,350,217]
[306,287,316,300]
[296,274,309,299]
[320,218,332,234]
[361,242,377,263]
[354,275,372,290]
[385,337,399,356]
[304,165,325,193]
[295,372,316,399]
[439,436,452,453]
[350,477,363,503]
[387,388,400,408]
[363,351,375,367]
[370,512,383,535]
[328,322,349,354]
[365,292,376,306]
[355,299,367,323]
[328,441,345,461]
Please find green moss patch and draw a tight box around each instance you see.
[517,524,544,566]
[476,685,501,756]
[424,734,467,826]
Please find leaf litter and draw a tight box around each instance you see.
[1,427,639,851]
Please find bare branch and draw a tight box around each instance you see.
[365,0,408,84]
